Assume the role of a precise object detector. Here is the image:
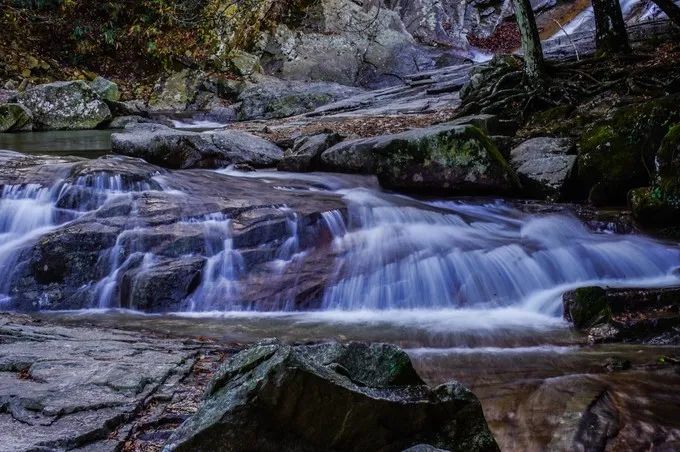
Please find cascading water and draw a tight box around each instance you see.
[320,189,680,316]
[187,214,245,311]
[0,184,61,303]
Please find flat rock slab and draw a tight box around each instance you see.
[111,123,283,169]
[510,137,576,199]
[0,313,208,452]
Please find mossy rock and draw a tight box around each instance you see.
[629,186,680,226]
[522,105,581,137]
[577,94,680,205]
[0,103,32,132]
[321,124,520,195]
[629,125,680,226]
[377,125,520,194]
[563,286,612,329]
[656,123,680,192]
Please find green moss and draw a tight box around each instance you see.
[567,286,611,329]
[524,105,578,137]
[577,94,680,205]
[377,125,520,193]
[657,123,680,192]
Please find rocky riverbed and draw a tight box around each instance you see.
[1,3,680,450]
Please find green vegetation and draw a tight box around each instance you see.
[0,0,318,95]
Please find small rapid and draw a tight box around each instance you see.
[319,189,680,314]
[0,155,677,324]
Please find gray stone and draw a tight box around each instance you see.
[227,50,261,76]
[17,81,111,130]
[111,123,283,169]
[510,137,576,199]
[0,89,17,103]
[148,70,202,112]
[0,103,32,132]
[108,115,153,129]
[89,76,120,102]
[321,124,519,195]
[107,99,149,117]
[278,132,344,172]
[0,313,204,452]
[447,114,502,136]
[164,341,499,452]
[237,76,363,120]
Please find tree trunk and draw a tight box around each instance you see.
[650,0,680,26]
[592,0,631,54]
[512,0,545,80]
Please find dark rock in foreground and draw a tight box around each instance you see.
[563,286,680,344]
[111,123,283,169]
[166,340,499,452]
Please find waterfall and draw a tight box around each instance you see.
[320,189,680,312]
[187,214,245,311]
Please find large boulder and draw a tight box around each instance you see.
[577,95,680,205]
[321,124,519,195]
[278,132,344,172]
[237,76,362,120]
[165,341,499,452]
[510,137,576,199]
[16,81,111,130]
[0,103,32,132]
[111,123,283,169]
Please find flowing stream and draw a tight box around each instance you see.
[0,132,679,450]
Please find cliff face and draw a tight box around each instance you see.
[226,0,517,88]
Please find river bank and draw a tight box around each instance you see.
[3,310,679,451]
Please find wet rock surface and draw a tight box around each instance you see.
[166,340,499,452]
[111,123,283,169]
[0,313,221,452]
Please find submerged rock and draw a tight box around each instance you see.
[510,137,576,199]
[0,103,32,132]
[321,124,519,195]
[16,80,111,130]
[111,123,283,169]
[165,341,499,452]
[0,151,345,311]
[563,286,680,344]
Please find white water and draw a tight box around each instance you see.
[319,189,680,314]
[0,166,678,329]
